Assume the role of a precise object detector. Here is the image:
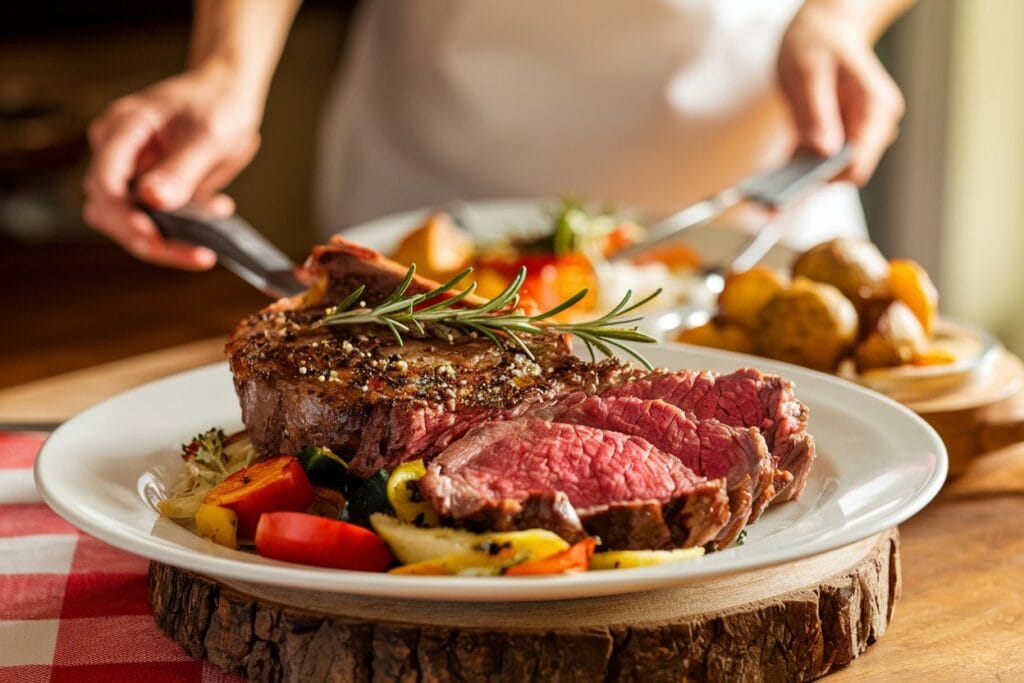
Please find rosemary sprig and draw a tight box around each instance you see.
[318,265,661,369]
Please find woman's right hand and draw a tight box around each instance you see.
[82,65,263,269]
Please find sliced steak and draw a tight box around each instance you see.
[537,393,774,546]
[419,417,731,549]
[604,368,814,501]
[226,237,636,477]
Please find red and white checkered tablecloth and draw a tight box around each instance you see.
[0,432,244,683]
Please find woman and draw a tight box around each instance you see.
[83,0,912,269]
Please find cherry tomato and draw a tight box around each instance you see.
[255,512,393,571]
[205,456,314,538]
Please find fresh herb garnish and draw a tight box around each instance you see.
[318,264,660,370]
[517,199,620,257]
[736,529,747,546]
[185,428,228,474]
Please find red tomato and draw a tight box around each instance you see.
[477,252,596,316]
[205,456,314,538]
[255,512,393,572]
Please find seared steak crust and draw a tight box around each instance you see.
[419,418,731,549]
[226,237,635,477]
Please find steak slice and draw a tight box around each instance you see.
[226,237,637,477]
[604,368,814,501]
[419,417,731,549]
[536,393,774,546]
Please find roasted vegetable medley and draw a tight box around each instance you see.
[159,429,707,575]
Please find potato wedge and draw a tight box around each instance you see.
[717,266,786,329]
[589,547,705,570]
[853,300,928,372]
[391,212,475,281]
[888,258,939,337]
[676,319,754,354]
[753,277,859,372]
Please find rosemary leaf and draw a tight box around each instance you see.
[318,264,660,366]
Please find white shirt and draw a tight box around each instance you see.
[315,0,865,248]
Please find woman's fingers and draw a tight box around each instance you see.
[838,55,905,185]
[199,193,237,217]
[191,136,260,202]
[84,106,160,203]
[83,196,217,270]
[780,51,846,157]
[134,131,226,210]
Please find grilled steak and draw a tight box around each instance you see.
[603,368,814,500]
[419,418,731,549]
[226,237,636,477]
[536,393,774,547]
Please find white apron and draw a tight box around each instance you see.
[314,0,866,249]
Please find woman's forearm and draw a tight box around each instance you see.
[188,0,303,104]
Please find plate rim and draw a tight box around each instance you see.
[34,343,948,602]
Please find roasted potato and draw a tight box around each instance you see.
[792,238,890,308]
[853,300,928,372]
[676,319,755,354]
[888,258,939,337]
[717,266,787,329]
[753,277,859,372]
[392,212,475,281]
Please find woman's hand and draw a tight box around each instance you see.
[82,65,263,269]
[778,0,911,185]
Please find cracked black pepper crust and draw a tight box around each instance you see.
[227,304,629,410]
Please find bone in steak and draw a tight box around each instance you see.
[535,393,775,547]
[225,237,638,477]
[419,417,731,549]
[603,368,814,500]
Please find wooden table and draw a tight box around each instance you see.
[4,339,1024,680]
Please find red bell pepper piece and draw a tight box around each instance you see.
[205,455,314,538]
[504,537,596,576]
[254,512,393,572]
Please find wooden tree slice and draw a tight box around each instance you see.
[149,527,899,682]
[903,351,1024,476]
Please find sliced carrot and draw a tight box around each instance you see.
[631,242,702,270]
[505,537,596,576]
[913,348,958,366]
[889,258,939,337]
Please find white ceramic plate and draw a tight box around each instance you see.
[35,344,946,602]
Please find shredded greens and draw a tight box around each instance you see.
[157,429,257,519]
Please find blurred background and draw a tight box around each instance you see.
[1,0,1021,388]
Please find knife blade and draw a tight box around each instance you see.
[139,204,307,298]
[610,145,853,262]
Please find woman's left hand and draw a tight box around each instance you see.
[778,0,908,185]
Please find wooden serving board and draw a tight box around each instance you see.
[149,527,899,682]
[902,350,1024,476]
